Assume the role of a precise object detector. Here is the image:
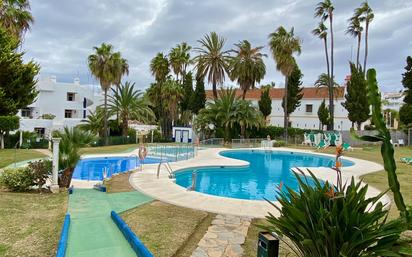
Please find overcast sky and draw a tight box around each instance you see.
[22,0,412,92]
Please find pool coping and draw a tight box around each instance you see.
[128,147,388,218]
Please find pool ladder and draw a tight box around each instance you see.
[156,161,174,179]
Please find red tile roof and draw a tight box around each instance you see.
[205,87,345,100]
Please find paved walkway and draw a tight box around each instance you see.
[191,214,251,257]
[66,189,152,257]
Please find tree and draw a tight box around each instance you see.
[108,82,155,136]
[54,127,95,188]
[258,87,272,122]
[317,99,330,130]
[235,99,263,138]
[315,0,335,130]
[283,62,303,118]
[346,15,363,68]
[180,71,194,112]
[312,22,331,99]
[0,0,33,39]
[314,73,341,100]
[0,28,39,116]
[0,115,19,149]
[169,42,191,81]
[355,2,374,72]
[229,40,266,99]
[342,62,370,130]
[399,105,412,127]
[268,26,301,143]
[78,107,105,136]
[402,56,412,105]
[194,32,232,98]
[88,43,120,145]
[150,53,170,83]
[189,76,206,114]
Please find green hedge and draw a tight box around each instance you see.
[248,126,321,139]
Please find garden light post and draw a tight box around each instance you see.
[51,137,61,193]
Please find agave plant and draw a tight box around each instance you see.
[263,169,404,257]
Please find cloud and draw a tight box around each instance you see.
[22,0,412,92]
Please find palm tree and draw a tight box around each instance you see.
[169,42,191,81]
[230,40,267,99]
[194,32,232,98]
[235,99,264,138]
[212,88,238,141]
[314,73,341,100]
[346,16,363,68]
[0,0,33,39]
[150,53,170,83]
[88,43,119,145]
[315,0,335,130]
[54,127,95,188]
[355,1,374,71]
[111,52,129,121]
[161,78,183,125]
[79,107,105,136]
[312,22,330,90]
[268,26,301,144]
[108,82,155,136]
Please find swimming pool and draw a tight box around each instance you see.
[174,150,354,201]
[72,156,162,180]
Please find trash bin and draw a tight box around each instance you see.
[257,231,279,257]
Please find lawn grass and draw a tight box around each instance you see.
[0,149,47,168]
[0,192,68,257]
[243,145,412,256]
[121,201,214,257]
[79,144,138,155]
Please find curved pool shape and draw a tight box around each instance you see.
[73,156,162,180]
[174,150,354,201]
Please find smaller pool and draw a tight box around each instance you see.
[73,156,162,180]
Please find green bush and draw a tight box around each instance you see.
[263,171,405,256]
[28,159,52,190]
[399,104,412,127]
[272,140,286,147]
[0,167,35,191]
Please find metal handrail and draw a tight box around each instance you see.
[156,161,174,179]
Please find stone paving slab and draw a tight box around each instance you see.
[191,214,251,257]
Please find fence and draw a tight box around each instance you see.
[147,143,196,162]
[231,138,265,148]
[199,138,224,147]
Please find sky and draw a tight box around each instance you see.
[22,0,412,92]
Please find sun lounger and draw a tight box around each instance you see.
[400,157,412,164]
[342,143,353,151]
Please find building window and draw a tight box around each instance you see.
[67,92,75,101]
[34,127,45,138]
[65,109,73,118]
[305,104,313,113]
[21,108,31,118]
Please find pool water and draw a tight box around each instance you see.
[174,150,354,201]
[73,156,162,180]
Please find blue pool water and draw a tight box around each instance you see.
[72,156,162,180]
[174,150,354,201]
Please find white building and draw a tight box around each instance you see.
[206,87,357,131]
[382,92,404,112]
[18,76,103,137]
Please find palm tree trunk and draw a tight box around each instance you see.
[104,88,108,145]
[242,88,247,100]
[212,82,218,99]
[364,21,369,73]
[329,12,335,131]
[356,34,362,69]
[284,76,288,144]
[122,115,128,136]
[59,167,75,188]
[357,122,362,131]
[323,37,330,86]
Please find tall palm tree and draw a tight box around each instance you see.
[315,0,335,130]
[0,0,33,39]
[268,26,301,143]
[161,78,183,125]
[169,42,191,81]
[230,40,267,99]
[111,52,129,121]
[150,53,170,83]
[355,1,374,72]
[312,22,330,90]
[108,82,155,136]
[194,32,232,98]
[88,43,118,145]
[54,127,95,188]
[346,16,363,68]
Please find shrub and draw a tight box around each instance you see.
[263,170,405,256]
[40,113,55,120]
[0,167,34,191]
[272,140,286,147]
[28,159,52,190]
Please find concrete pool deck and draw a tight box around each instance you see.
[128,147,387,218]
